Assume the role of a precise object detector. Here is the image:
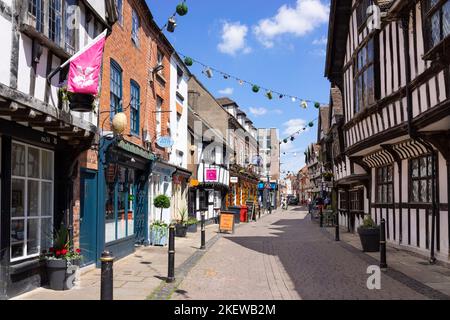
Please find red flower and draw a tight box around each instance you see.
[55,250,61,257]
[49,247,54,252]
[76,249,81,254]
[61,249,68,255]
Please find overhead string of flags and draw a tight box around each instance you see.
[178,52,327,109]
[279,117,319,145]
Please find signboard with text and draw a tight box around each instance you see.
[205,169,218,182]
[219,211,235,234]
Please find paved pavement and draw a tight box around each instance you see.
[12,224,219,300]
[171,207,450,300]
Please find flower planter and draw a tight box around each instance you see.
[150,225,168,246]
[357,227,380,252]
[187,223,198,233]
[175,224,187,238]
[68,93,95,112]
[46,259,80,290]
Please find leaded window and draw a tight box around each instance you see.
[423,0,450,52]
[354,38,376,114]
[28,0,44,32]
[376,165,393,203]
[350,189,364,212]
[48,0,62,44]
[131,8,140,46]
[410,155,434,203]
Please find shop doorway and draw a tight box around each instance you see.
[80,169,98,266]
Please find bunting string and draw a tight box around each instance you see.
[178,52,327,107]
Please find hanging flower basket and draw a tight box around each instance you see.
[184,57,193,66]
[68,93,95,112]
[176,3,188,16]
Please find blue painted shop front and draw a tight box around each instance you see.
[87,137,155,266]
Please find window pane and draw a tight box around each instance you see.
[420,157,428,177]
[444,1,450,37]
[105,184,116,243]
[367,66,375,105]
[431,11,441,47]
[421,180,428,202]
[428,180,433,202]
[367,39,374,62]
[11,179,25,217]
[412,181,419,202]
[42,150,53,180]
[117,187,127,239]
[28,147,40,178]
[27,219,39,255]
[427,155,433,176]
[41,217,53,251]
[387,184,393,203]
[411,159,419,177]
[11,220,25,258]
[41,182,53,217]
[28,180,39,216]
[12,143,25,176]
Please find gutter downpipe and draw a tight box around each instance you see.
[401,10,437,264]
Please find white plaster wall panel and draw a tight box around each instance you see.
[385,27,392,96]
[428,77,438,108]
[439,211,448,254]
[409,15,417,79]
[395,101,402,126]
[438,153,447,202]
[412,89,420,118]
[419,84,427,113]
[419,209,426,249]
[17,34,32,94]
[410,211,417,247]
[415,5,426,75]
[49,54,61,108]
[401,209,409,245]
[34,48,48,102]
[438,71,447,102]
[0,16,12,86]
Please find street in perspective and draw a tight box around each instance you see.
[0,0,449,306]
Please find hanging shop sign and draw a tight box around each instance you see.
[156,136,174,148]
[190,179,199,187]
[230,177,239,184]
[205,169,218,182]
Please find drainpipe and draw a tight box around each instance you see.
[401,13,437,264]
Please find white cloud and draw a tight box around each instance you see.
[249,107,268,116]
[274,109,283,114]
[253,0,329,48]
[218,21,252,56]
[310,48,327,57]
[218,87,234,95]
[312,36,328,45]
[283,118,307,135]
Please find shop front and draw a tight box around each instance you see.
[0,117,95,299]
[171,166,192,221]
[227,165,259,209]
[96,138,154,264]
[258,181,279,209]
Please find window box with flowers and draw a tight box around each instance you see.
[322,172,334,182]
[58,86,96,112]
[40,225,82,291]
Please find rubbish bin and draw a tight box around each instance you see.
[227,206,241,224]
[240,206,248,222]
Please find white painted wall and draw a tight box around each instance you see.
[0,16,12,86]
[169,55,188,169]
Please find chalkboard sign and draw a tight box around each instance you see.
[246,201,256,222]
[219,211,235,234]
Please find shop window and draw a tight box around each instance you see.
[105,166,136,243]
[422,0,450,53]
[376,165,393,203]
[10,142,54,261]
[349,189,364,212]
[410,155,434,203]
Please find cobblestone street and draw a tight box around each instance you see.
[171,208,449,300]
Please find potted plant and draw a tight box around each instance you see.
[357,215,380,252]
[154,194,171,221]
[175,207,188,237]
[59,87,96,112]
[150,220,168,246]
[186,217,199,233]
[40,225,82,291]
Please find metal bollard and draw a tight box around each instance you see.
[100,251,114,300]
[335,213,340,241]
[319,207,323,228]
[380,219,388,269]
[200,212,206,250]
[167,224,175,283]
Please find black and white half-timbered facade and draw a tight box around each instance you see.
[326,0,450,263]
[0,0,116,299]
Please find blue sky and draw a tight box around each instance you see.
[146,0,331,175]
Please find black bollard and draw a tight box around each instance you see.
[100,251,114,300]
[200,212,206,250]
[335,212,340,241]
[319,207,323,228]
[380,218,388,269]
[167,224,175,283]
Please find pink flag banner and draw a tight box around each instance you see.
[67,30,107,95]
